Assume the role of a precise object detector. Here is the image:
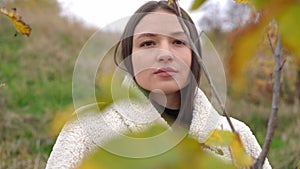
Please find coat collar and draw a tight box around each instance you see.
[112,80,221,141]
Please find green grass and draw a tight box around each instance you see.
[0,1,95,168]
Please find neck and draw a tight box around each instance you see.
[149,90,180,110]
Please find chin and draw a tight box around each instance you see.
[136,78,189,94]
[147,85,181,94]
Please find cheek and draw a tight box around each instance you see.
[132,55,144,77]
[183,51,192,68]
[132,51,154,76]
[176,50,192,73]
[178,50,192,84]
[132,53,155,90]
[134,70,151,88]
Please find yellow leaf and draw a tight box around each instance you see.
[204,130,254,168]
[204,130,235,146]
[235,0,249,4]
[167,0,180,5]
[0,7,32,37]
[277,4,300,61]
[49,106,75,136]
[228,19,266,94]
[168,0,174,5]
[230,133,254,167]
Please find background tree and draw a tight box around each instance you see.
[190,0,300,168]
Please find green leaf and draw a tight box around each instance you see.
[251,0,272,9]
[95,73,141,110]
[78,126,237,169]
[189,0,205,11]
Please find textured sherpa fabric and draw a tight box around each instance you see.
[45,88,272,169]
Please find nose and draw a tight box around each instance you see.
[156,41,173,62]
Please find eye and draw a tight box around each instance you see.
[173,39,186,46]
[140,40,155,48]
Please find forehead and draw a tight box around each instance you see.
[134,10,183,36]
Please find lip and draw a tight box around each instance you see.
[154,67,178,77]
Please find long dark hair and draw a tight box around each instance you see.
[114,0,202,127]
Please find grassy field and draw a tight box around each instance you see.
[0,0,299,169]
[0,0,95,168]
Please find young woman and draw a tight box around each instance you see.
[46,1,271,169]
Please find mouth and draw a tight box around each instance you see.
[154,67,178,77]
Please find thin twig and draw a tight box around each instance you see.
[254,29,283,169]
[266,32,275,54]
[171,0,236,132]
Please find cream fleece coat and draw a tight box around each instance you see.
[45,88,271,169]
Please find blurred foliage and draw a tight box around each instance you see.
[190,0,300,97]
[228,0,300,93]
[95,72,142,111]
[78,124,237,169]
[76,124,266,169]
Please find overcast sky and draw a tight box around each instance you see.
[57,0,200,29]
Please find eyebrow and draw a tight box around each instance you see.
[135,33,157,40]
[134,31,187,40]
[170,31,187,37]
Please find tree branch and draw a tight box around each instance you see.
[171,0,236,132]
[253,29,283,169]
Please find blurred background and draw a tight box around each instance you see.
[0,0,299,168]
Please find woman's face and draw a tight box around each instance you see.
[132,9,192,95]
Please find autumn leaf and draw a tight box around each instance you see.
[204,129,235,146]
[49,106,75,136]
[230,133,254,167]
[235,0,249,4]
[190,0,205,11]
[0,7,32,37]
[168,0,174,5]
[228,12,267,94]
[204,130,254,168]
[167,0,180,5]
[277,4,300,62]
